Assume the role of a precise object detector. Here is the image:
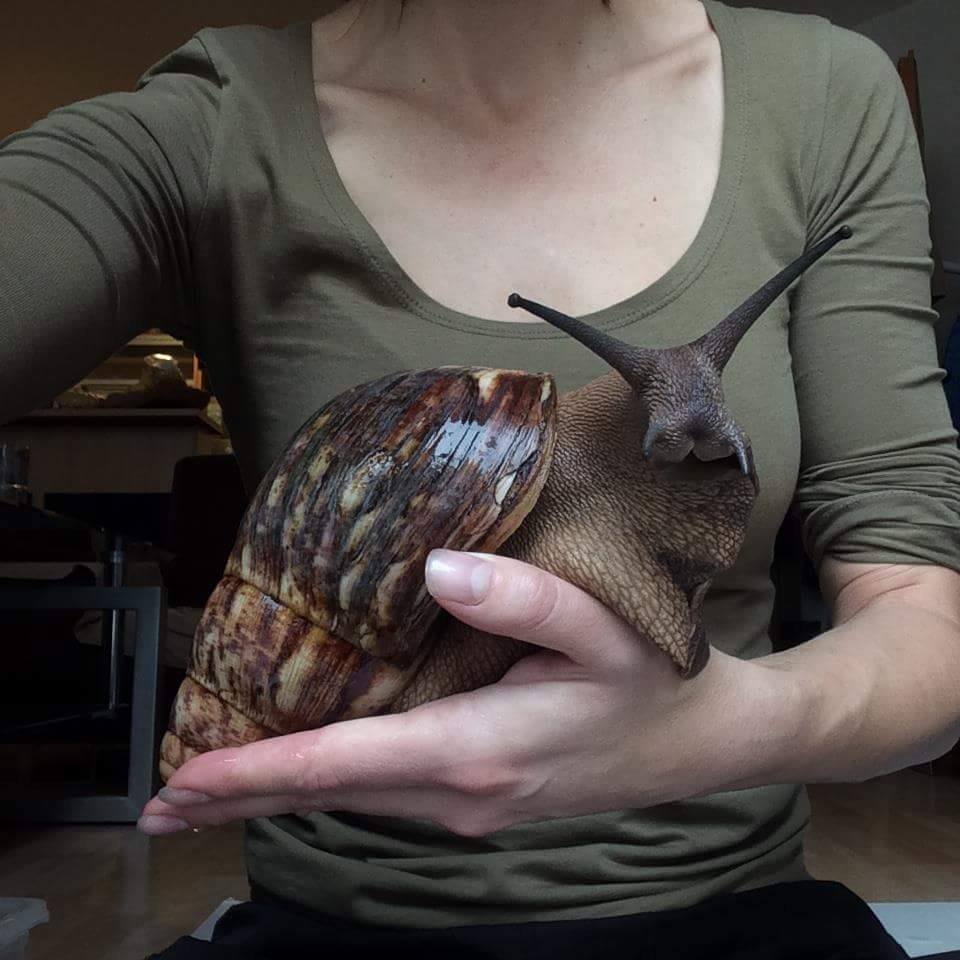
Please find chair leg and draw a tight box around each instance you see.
[127,584,166,814]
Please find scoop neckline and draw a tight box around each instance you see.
[292,0,748,341]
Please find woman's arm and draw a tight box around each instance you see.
[760,28,960,783]
[0,36,220,421]
[759,560,960,783]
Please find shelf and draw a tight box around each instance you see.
[127,333,184,349]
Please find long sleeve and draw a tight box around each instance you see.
[790,26,960,572]
[0,36,221,423]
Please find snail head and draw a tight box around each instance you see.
[508,225,852,490]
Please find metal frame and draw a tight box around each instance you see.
[0,583,165,823]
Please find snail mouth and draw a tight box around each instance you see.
[641,420,758,495]
[651,449,758,495]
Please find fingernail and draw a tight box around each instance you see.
[425,549,493,605]
[138,815,190,836]
[158,787,213,806]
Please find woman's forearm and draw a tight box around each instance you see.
[677,563,960,806]
[753,566,960,787]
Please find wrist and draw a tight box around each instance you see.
[674,649,807,798]
[727,653,809,790]
[752,630,877,786]
[759,600,960,782]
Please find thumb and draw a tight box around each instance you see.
[424,549,639,674]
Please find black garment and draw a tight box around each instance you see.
[148,881,910,959]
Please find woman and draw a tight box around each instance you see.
[2,1,958,957]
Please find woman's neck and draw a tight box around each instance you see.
[315,0,706,120]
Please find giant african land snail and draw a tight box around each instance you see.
[159,226,851,780]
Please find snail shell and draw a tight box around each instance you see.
[160,366,556,779]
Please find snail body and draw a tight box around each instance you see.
[160,228,851,780]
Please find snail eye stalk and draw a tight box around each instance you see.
[507,225,852,385]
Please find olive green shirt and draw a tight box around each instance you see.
[2,0,959,928]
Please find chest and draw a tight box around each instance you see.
[315,42,723,323]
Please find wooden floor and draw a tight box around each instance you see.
[2,769,958,960]
[805,770,960,902]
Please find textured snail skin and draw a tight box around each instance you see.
[161,227,852,778]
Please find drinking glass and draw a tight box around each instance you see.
[0,443,31,506]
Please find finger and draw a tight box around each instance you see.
[140,784,509,838]
[160,707,468,802]
[141,787,468,831]
[425,550,638,672]
[140,791,303,828]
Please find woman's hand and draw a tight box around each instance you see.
[139,550,792,837]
